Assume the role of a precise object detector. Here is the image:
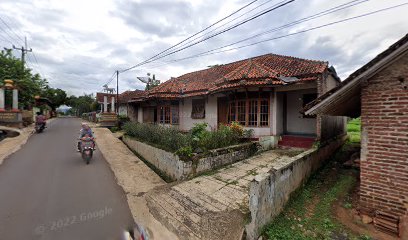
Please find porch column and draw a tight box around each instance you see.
[0,88,4,111]
[103,96,108,112]
[12,89,18,111]
[111,97,115,113]
[271,91,277,135]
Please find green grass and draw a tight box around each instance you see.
[263,161,358,240]
[347,118,361,143]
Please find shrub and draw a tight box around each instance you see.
[175,146,194,158]
[123,122,252,158]
[123,122,189,152]
[190,122,252,152]
[110,126,119,133]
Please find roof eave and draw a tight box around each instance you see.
[305,36,408,117]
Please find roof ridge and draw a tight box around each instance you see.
[266,53,328,65]
[172,53,327,80]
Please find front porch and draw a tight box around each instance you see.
[127,83,345,150]
[215,85,319,149]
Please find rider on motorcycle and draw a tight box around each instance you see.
[35,112,46,128]
[77,122,95,151]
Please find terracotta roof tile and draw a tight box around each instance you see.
[147,53,328,99]
[96,92,116,103]
[118,90,145,103]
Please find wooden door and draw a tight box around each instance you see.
[217,97,228,127]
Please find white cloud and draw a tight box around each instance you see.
[0,0,407,96]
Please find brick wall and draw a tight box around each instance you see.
[360,54,408,227]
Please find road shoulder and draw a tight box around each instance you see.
[93,127,178,240]
[0,118,56,165]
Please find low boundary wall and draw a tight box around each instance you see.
[245,135,347,239]
[123,135,258,181]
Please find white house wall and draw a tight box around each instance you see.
[179,95,218,131]
[137,107,143,123]
[118,104,128,116]
[179,92,275,137]
[286,89,317,135]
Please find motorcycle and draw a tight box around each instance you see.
[79,136,95,164]
[122,223,149,240]
[35,123,46,133]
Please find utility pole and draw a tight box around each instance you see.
[116,70,119,114]
[12,37,32,69]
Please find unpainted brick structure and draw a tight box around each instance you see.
[304,34,408,236]
[360,53,408,222]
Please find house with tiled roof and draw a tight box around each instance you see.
[129,53,346,148]
[117,90,145,121]
[96,92,116,113]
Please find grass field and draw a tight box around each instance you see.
[262,147,370,240]
[347,118,361,143]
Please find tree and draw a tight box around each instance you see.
[42,87,67,109]
[0,50,42,108]
[0,49,68,109]
[66,94,95,116]
[145,74,160,91]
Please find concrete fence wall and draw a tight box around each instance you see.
[123,135,257,181]
[245,135,347,240]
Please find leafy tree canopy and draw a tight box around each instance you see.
[66,94,96,115]
[0,49,68,109]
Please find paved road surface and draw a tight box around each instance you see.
[0,118,134,240]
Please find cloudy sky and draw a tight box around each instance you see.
[0,0,407,96]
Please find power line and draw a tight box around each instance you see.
[160,0,371,64]
[104,71,118,86]
[116,0,260,76]
[120,0,295,72]
[167,0,281,55]
[0,32,13,46]
[143,2,408,69]
[136,0,281,67]
[0,16,25,44]
[0,26,16,45]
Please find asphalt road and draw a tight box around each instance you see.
[0,118,134,240]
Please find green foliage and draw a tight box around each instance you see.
[66,94,95,116]
[343,202,352,209]
[123,122,190,153]
[123,122,252,159]
[110,126,119,133]
[118,115,130,122]
[347,118,361,143]
[117,115,130,129]
[263,161,357,240]
[190,122,252,152]
[42,87,67,108]
[144,74,160,91]
[347,118,361,132]
[175,146,194,158]
[358,235,372,240]
[0,50,66,109]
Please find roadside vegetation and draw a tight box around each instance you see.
[262,145,369,240]
[123,122,252,158]
[0,49,67,109]
[347,118,361,143]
